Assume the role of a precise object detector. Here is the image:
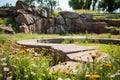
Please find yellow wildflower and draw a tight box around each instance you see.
[61,69,67,74]
[102,63,112,67]
[19,50,26,54]
[41,47,46,50]
[90,74,101,80]
[75,63,79,68]
[88,52,93,55]
[55,68,60,73]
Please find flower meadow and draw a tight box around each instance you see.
[0,40,120,80]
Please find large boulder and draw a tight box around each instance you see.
[86,22,108,33]
[19,23,29,33]
[42,7,53,17]
[32,7,41,16]
[15,13,34,25]
[40,8,48,18]
[0,25,14,34]
[59,11,79,18]
[28,23,36,33]
[35,19,42,33]
[16,1,29,9]
[0,10,10,17]
[80,14,93,22]
[54,15,65,25]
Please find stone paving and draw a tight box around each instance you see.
[17,38,111,74]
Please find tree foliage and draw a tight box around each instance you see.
[99,0,120,13]
[23,0,58,10]
[68,0,97,10]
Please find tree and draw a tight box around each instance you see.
[36,0,58,10]
[99,0,120,13]
[23,0,35,5]
[69,0,98,10]
[69,0,85,9]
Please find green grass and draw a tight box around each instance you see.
[93,14,120,20]
[0,33,61,42]
[74,9,99,14]
[0,33,120,80]
[63,33,120,39]
[0,38,120,80]
[0,33,119,43]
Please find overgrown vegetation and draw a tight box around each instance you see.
[94,14,120,20]
[0,35,119,80]
[0,18,19,33]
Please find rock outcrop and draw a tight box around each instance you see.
[0,1,119,34]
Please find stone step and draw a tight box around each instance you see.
[66,50,110,62]
[52,44,96,54]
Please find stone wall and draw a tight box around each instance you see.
[0,1,119,34]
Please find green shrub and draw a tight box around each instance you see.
[0,18,19,33]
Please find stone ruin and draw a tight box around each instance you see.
[0,1,119,34]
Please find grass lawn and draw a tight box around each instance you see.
[0,33,120,43]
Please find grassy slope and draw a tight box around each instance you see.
[0,33,120,43]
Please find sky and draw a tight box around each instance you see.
[0,0,72,11]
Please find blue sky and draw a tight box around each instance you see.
[0,0,72,11]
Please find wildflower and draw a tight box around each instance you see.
[75,63,79,68]
[61,69,67,74]
[34,53,42,58]
[30,72,36,76]
[31,64,37,68]
[88,52,92,55]
[85,74,100,80]
[41,47,46,50]
[11,65,17,68]
[55,68,60,73]
[95,51,102,57]
[90,74,100,80]
[6,76,12,80]
[16,57,20,60]
[62,62,67,65]
[102,63,112,67]
[0,57,6,61]
[26,57,30,60]
[19,50,25,54]
[1,63,7,67]
[3,67,10,72]
[65,78,71,80]
[0,74,3,78]
[57,78,63,80]
[34,48,39,51]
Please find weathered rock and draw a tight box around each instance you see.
[59,11,79,18]
[49,18,55,27]
[108,28,120,34]
[35,19,42,33]
[94,19,120,27]
[40,8,48,18]
[16,9,28,14]
[56,25,66,33]
[19,23,29,33]
[0,10,9,17]
[42,7,53,17]
[16,1,29,9]
[28,23,36,33]
[32,7,41,16]
[80,14,93,22]
[55,15,65,25]
[41,18,48,33]
[0,26,14,34]
[87,22,108,33]
[47,27,54,34]
[15,13,34,25]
